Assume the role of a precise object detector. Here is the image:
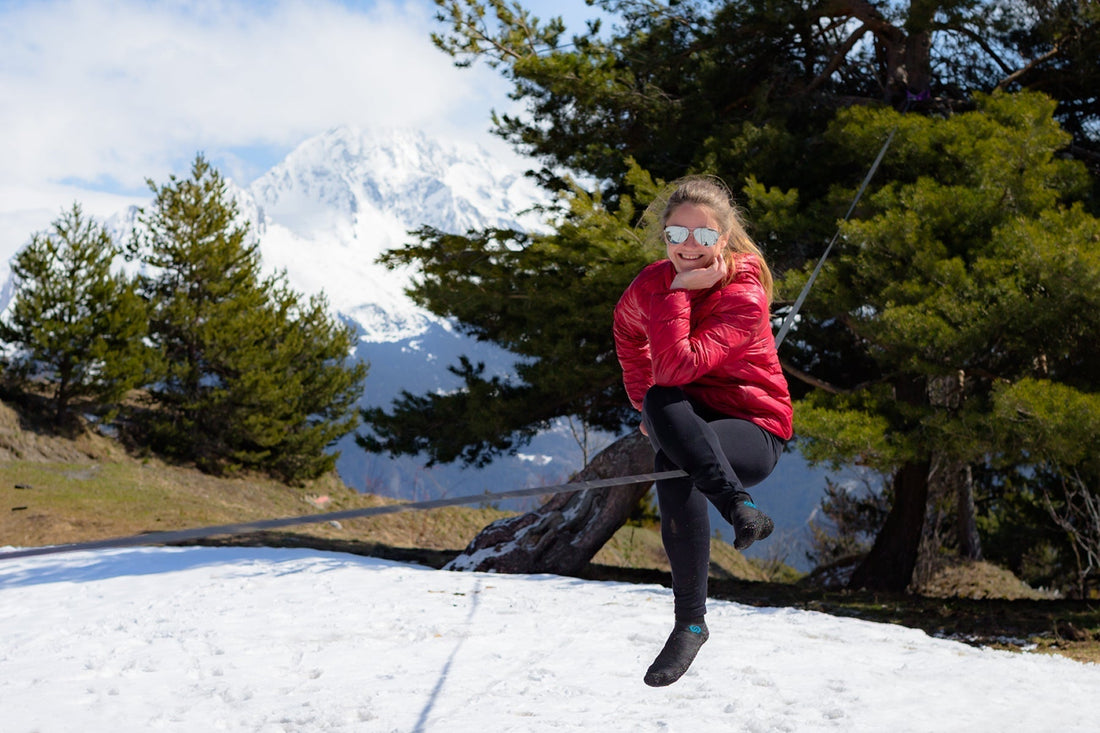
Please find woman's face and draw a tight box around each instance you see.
[664,203,727,273]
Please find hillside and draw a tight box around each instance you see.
[0,398,764,581]
[2,397,1097,664]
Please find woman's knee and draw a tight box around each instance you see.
[642,385,686,416]
[654,450,677,472]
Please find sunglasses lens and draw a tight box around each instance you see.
[664,226,720,247]
[695,228,719,247]
[664,226,689,244]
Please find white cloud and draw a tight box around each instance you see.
[0,0,527,259]
[0,0,512,192]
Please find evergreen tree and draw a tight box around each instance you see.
[0,203,150,427]
[432,0,1098,206]
[262,286,368,482]
[132,155,366,481]
[363,174,661,465]
[788,91,1100,591]
[366,1,1100,583]
[132,154,269,467]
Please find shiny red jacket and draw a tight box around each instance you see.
[613,255,793,440]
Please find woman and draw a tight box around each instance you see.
[613,176,793,687]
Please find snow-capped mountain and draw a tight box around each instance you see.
[247,126,545,342]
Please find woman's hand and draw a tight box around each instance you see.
[670,254,726,290]
[639,421,648,437]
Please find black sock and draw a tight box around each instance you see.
[727,493,774,551]
[643,618,709,687]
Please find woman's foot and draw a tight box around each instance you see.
[644,618,709,687]
[728,494,774,550]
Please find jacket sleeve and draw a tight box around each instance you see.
[613,285,653,411]
[647,280,766,387]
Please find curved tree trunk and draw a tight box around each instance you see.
[445,431,656,575]
[849,374,932,592]
[848,456,931,591]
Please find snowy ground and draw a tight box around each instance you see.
[2,546,1098,733]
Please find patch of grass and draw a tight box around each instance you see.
[0,456,510,554]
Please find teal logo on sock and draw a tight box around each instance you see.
[688,624,702,634]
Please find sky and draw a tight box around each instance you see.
[3,544,1100,732]
[0,0,603,261]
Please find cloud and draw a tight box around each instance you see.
[0,0,512,195]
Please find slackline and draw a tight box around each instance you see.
[0,468,688,561]
[773,123,900,348]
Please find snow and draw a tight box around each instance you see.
[246,126,546,344]
[3,546,1098,732]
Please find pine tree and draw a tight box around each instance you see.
[363,173,660,465]
[132,154,366,480]
[251,284,367,482]
[132,154,269,467]
[0,203,150,427]
[788,91,1100,591]
[367,1,1100,582]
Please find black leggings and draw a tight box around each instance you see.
[642,385,784,620]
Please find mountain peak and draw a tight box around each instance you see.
[252,125,542,233]
[246,125,546,342]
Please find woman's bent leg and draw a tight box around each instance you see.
[643,386,783,548]
[641,385,785,685]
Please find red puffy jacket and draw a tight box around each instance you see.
[613,255,793,441]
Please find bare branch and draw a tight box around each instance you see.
[1040,466,1100,596]
[997,46,1063,90]
[806,23,873,95]
[780,358,847,394]
[944,25,1016,76]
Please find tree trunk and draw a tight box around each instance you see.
[445,431,656,575]
[848,456,932,591]
[849,374,931,592]
[841,0,933,103]
[902,1,935,96]
[956,463,982,561]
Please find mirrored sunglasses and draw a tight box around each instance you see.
[663,225,720,247]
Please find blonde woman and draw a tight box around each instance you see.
[613,176,793,686]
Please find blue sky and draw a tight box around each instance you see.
[0,0,604,258]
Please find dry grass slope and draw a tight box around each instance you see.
[0,399,755,581]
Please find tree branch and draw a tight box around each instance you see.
[780,358,848,394]
[997,45,1062,90]
[806,23,872,95]
[945,25,1016,76]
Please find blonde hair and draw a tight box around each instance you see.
[649,175,774,303]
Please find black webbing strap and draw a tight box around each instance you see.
[0,469,687,561]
